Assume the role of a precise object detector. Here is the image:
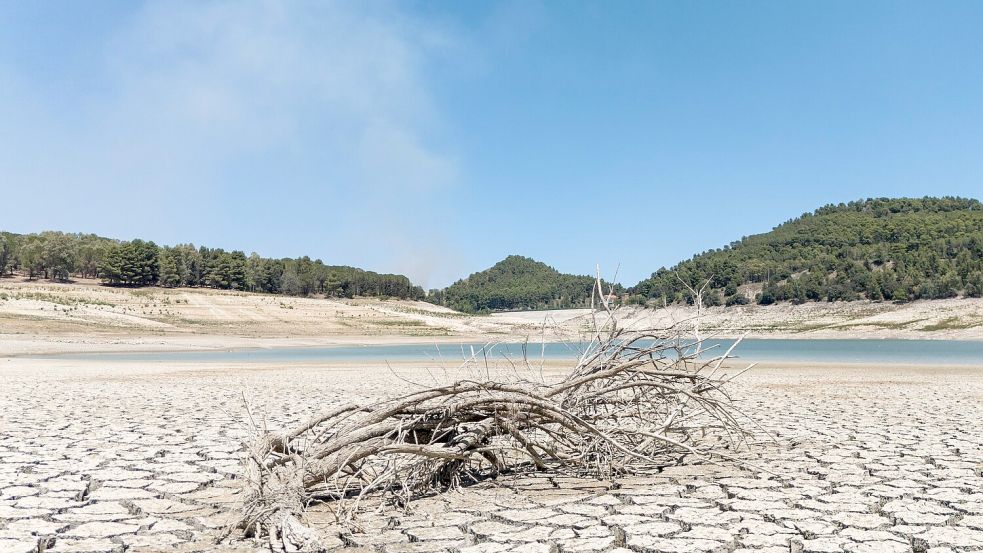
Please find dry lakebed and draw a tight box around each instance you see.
[1,282,982,552]
[1,357,982,553]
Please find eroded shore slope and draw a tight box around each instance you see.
[1,279,981,356]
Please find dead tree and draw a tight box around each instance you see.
[228,277,759,552]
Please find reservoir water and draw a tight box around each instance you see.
[33,339,983,365]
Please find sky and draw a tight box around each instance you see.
[2,1,982,288]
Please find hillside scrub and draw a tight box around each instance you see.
[631,197,983,306]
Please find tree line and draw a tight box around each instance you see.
[629,197,983,306]
[0,231,424,300]
[4,196,981,311]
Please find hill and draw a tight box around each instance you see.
[630,197,983,306]
[5,196,982,313]
[431,255,619,313]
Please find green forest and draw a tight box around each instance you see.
[630,197,983,306]
[3,197,982,310]
[428,255,622,313]
[0,231,424,299]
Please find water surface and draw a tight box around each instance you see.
[34,339,983,366]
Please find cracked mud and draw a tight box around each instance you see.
[1,360,981,552]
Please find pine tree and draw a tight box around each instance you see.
[99,245,124,285]
[159,251,180,287]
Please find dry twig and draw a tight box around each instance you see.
[229,278,758,551]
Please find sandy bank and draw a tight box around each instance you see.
[1,278,982,357]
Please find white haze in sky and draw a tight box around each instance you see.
[0,1,467,287]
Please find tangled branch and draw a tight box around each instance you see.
[229,277,760,551]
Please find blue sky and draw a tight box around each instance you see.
[2,1,982,288]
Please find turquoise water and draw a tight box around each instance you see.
[31,339,983,365]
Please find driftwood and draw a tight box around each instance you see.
[229,277,759,552]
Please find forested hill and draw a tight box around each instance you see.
[429,255,620,313]
[630,197,983,306]
[0,231,424,299]
[5,197,982,310]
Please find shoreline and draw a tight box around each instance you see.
[6,351,983,372]
[1,279,982,358]
[0,332,505,357]
[4,330,983,359]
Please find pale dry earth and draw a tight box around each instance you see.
[0,279,522,357]
[1,279,982,358]
[492,301,983,341]
[1,357,982,553]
